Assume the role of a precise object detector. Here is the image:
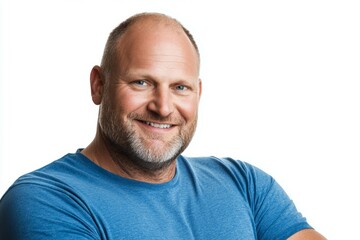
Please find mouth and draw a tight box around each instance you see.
[143,121,172,129]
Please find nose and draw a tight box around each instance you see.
[147,87,174,117]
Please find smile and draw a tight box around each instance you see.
[145,121,172,129]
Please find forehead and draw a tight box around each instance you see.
[114,20,199,76]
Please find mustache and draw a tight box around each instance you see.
[128,112,184,125]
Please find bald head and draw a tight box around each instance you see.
[100,12,200,78]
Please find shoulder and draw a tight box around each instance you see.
[179,155,273,183]
[1,152,93,208]
[178,155,277,200]
[9,153,83,187]
[179,155,312,239]
[0,152,100,239]
[11,151,96,187]
[180,155,253,169]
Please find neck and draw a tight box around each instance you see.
[81,131,177,184]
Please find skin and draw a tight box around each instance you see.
[82,15,326,239]
[288,228,327,239]
[82,18,201,183]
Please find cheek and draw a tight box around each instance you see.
[115,90,149,113]
[176,98,200,121]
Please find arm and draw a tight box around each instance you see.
[288,229,327,240]
[243,162,323,239]
[0,183,100,240]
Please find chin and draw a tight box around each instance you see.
[133,157,177,172]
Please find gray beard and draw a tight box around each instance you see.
[99,104,196,171]
[125,127,184,170]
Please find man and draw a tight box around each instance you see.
[0,12,326,239]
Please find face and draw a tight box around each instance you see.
[97,21,201,170]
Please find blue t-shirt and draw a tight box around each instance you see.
[0,151,311,239]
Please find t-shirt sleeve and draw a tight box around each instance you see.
[244,163,312,240]
[0,182,100,240]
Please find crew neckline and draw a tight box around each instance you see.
[74,149,181,190]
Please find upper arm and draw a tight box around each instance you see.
[288,229,327,240]
[245,164,312,239]
[0,183,100,240]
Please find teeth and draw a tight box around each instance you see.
[146,121,171,129]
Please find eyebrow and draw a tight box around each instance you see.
[122,69,197,84]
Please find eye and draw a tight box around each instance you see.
[130,80,150,90]
[175,85,188,91]
[133,80,147,86]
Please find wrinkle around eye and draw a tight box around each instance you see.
[129,79,151,90]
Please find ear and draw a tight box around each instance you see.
[90,65,104,105]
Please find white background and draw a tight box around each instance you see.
[1,0,359,239]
